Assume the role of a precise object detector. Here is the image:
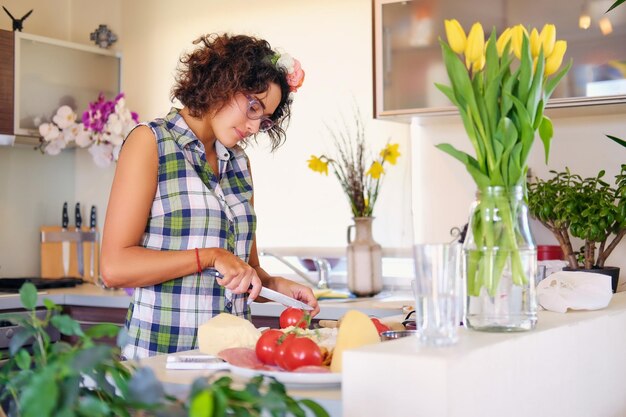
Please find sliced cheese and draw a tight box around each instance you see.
[330,310,380,373]
[197,313,261,355]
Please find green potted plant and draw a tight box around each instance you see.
[0,283,329,417]
[527,166,626,292]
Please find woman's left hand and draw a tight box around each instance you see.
[271,277,320,317]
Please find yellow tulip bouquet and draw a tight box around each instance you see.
[437,20,571,297]
[307,115,400,218]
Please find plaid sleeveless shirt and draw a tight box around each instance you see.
[122,108,257,359]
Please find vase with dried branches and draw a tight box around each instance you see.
[308,111,400,296]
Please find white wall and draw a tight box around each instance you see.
[0,0,412,276]
[0,0,121,276]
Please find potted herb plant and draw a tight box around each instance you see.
[527,167,626,292]
[0,283,329,417]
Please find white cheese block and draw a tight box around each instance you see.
[330,310,380,373]
[197,313,261,355]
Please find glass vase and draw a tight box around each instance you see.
[463,186,537,332]
[347,217,383,297]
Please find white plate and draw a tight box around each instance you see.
[228,364,341,389]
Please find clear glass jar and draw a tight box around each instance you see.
[463,186,537,331]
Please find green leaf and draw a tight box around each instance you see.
[51,314,84,337]
[606,0,625,13]
[435,143,491,187]
[128,367,165,406]
[190,390,214,417]
[517,36,533,104]
[525,49,544,126]
[20,282,38,310]
[84,323,120,339]
[76,396,111,417]
[607,135,626,148]
[434,83,460,107]
[21,368,59,417]
[9,327,35,356]
[15,348,31,370]
[299,399,331,417]
[43,298,60,312]
[539,116,554,163]
[544,59,572,99]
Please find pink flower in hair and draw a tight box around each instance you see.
[275,52,305,93]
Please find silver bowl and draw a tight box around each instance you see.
[380,330,418,341]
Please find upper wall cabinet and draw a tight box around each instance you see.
[373,0,626,121]
[0,30,121,146]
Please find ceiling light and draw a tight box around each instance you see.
[599,16,613,35]
[579,1,591,29]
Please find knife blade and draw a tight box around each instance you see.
[206,269,314,311]
[89,205,96,280]
[61,202,69,277]
[75,203,84,277]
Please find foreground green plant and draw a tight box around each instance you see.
[528,167,626,269]
[436,20,571,296]
[0,283,329,417]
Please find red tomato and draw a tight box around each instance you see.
[255,329,284,366]
[274,334,297,369]
[371,317,391,335]
[276,336,322,371]
[279,307,309,329]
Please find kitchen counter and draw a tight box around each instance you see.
[0,282,410,320]
[342,292,626,417]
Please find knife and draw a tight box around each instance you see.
[61,202,69,277]
[75,203,84,277]
[207,269,314,311]
[89,205,97,280]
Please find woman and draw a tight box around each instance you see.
[101,34,318,359]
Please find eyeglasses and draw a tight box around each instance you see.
[243,94,275,132]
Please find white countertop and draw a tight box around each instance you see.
[342,292,626,417]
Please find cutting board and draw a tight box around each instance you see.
[40,226,99,282]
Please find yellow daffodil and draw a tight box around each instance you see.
[529,28,541,57]
[511,24,528,60]
[539,24,556,57]
[496,27,512,57]
[380,143,401,165]
[545,40,567,76]
[465,23,485,68]
[366,161,385,179]
[307,155,329,175]
[444,19,467,54]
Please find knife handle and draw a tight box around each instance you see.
[75,203,82,229]
[89,205,97,230]
[62,202,68,229]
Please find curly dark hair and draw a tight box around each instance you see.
[171,33,292,150]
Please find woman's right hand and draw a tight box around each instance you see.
[211,249,262,300]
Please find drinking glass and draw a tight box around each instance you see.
[412,243,462,346]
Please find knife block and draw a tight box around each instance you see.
[40,226,100,282]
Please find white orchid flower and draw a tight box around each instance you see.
[44,137,67,155]
[38,123,60,142]
[106,113,124,136]
[88,142,114,168]
[52,106,77,129]
[74,123,93,148]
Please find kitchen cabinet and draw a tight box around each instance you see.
[0,29,121,146]
[62,305,126,347]
[373,0,626,121]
